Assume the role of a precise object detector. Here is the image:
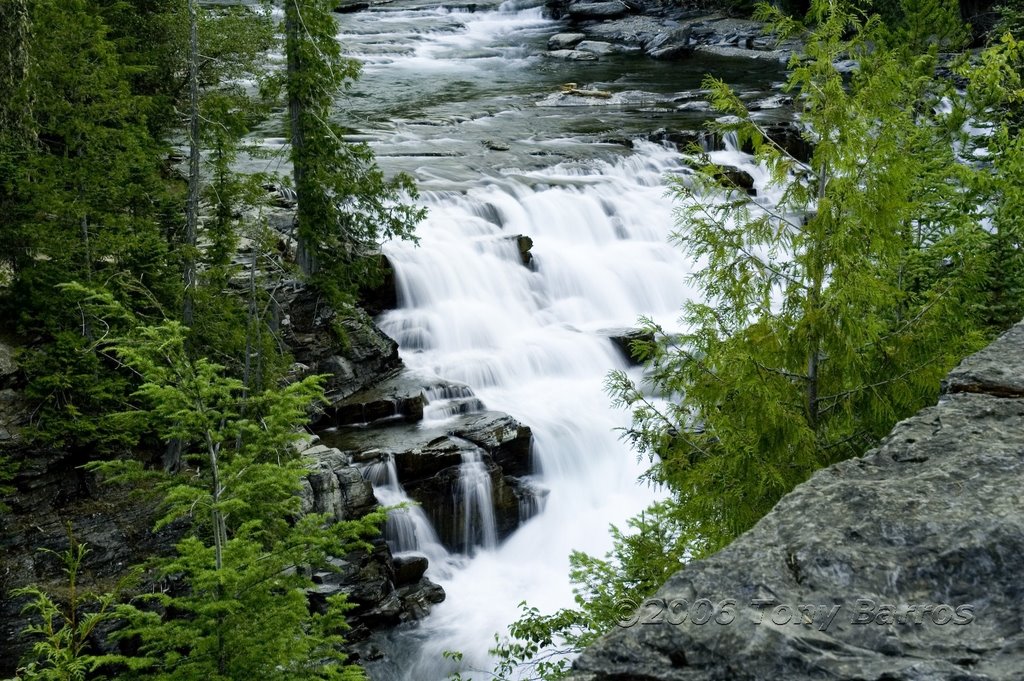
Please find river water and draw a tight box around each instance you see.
[324,2,786,678]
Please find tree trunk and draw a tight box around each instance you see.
[806,162,829,431]
[205,430,227,571]
[285,2,315,276]
[183,0,201,328]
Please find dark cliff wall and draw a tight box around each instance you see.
[568,321,1024,681]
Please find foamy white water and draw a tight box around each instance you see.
[366,138,770,678]
[313,2,785,677]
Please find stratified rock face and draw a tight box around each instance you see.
[301,446,379,521]
[0,340,18,386]
[568,321,1024,681]
[323,405,535,552]
[278,285,401,400]
[0,339,26,443]
[296,438,447,638]
[0,447,183,673]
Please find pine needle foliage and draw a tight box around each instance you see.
[607,0,989,553]
[6,531,139,681]
[283,0,425,304]
[87,322,383,681]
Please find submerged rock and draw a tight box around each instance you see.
[712,165,756,195]
[333,1,370,12]
[596,327,655,365]
[568,320,1024,681]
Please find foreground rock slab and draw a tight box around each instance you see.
[568,321,1024,681]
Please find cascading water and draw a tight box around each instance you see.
[364,455,451,574]
[294,1,788,678]
[370,141,695,681]
[456,450,499,553]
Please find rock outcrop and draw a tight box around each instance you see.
[0,338,26,443]
[296,437,447,646]
[322,382,537,553]
[567,321,1024,681]
[278,285,402,400]
[0,446,183,672]
[543,5,801,62]
[0,295,438,674]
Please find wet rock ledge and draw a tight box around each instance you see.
[318,370,539,554]
[566,321,1024,681]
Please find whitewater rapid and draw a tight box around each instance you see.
[320,1,784,677]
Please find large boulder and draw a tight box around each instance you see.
[300,445,379,521]
[308,541,445,635]
[326,410,533,480]
[398,452,522,553]
[318,371,485,428]
[568,321,1024,681]
[548,32,587,49]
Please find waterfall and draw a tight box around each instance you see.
[457,450,499,553]
[367,141,701,680]
[364,455,450,575]
[312,1,786,677]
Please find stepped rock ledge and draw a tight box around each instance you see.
[567,321,1024,680]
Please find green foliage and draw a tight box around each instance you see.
[0,449,16,512]
[1,0,179,452]
[957,33,1024,329]
[115,535,372,681]
[284,0,424,304]
[6,532,136,681]
[995,1,1024,39]
[88,321,382,681]
[608,0,989,552]
[478,4,1022,679]
[19,287,144,452]
[888,0,968,50]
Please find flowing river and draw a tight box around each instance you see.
[317,1,787,677]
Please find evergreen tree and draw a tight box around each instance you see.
[2,0,179,451]
[283,0,423,303]
[88,321,383,681]
[5,532,134,681]
[957,32,1024,328]
[483,3,1018,679]
[607,0,988,551]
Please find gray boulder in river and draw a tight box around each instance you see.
[567,320,1024,681]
